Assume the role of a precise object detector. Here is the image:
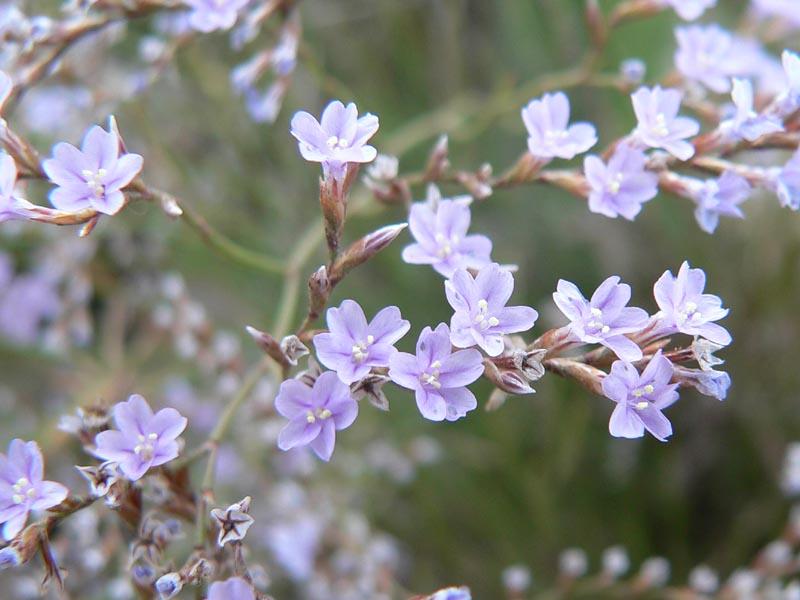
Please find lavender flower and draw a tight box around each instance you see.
[389,323,484,421]
[182,0,248,32]
[653,261,732,345]
[583,144,659,220]
[721,78,783,142]
[0,440,68,540]
[42,121,143,215]
[0,154,36,222]
[602,352,679,442]
[93,394,188,481]
[674,25,744,93]
[631,86,700,161]
[290,100,379,182]
[402,187,493,277]
[776,50,800,116]
[445,264,538,357]
[658,0,715,20]
[692,170,750,234]
[553,276,649,361]
[207,577,255,600]
[313,300,410,384]
[673,365,730,400]
[275,371,358,462]
[773,149,800,210]
[521,92,597,160]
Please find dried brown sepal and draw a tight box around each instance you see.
[307,265,331,325]
[544,358,606,396]
[482,358,535,395]
[424,134,450,180]
[245,326,290,368]
[319,177,346,261]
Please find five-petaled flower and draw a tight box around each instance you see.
[42,120,143,215]
[0,439,68,541]
[208,576,256,600]
[389,323,484,421]
[602,351,679,442]
[553,276,649,361]
[722,78,783,143]
[445,263,538,357]
[631,85,700,161]
[290,100,379,182]
[93,394,188,481]
[583,144,659,221]
[521,91,597,160]
[210,496,254,546]
[275,370,358,462]
[313,299,410,385]
[652,261,732,345]
[402,186,493,277]
[692,170,750,234]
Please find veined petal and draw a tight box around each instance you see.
[308,420,336,461]
[367,305,410,345]
[608,404,645,439]
[278,418,321,452]
[438,348,484,387]
[274,379,313,418]
[440,387,478,421]
[415,388,447,421]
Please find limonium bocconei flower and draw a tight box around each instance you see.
[402,186,493,277]
[773,149,800,210]
[602,351,679,442]
[183,0,248,32]
[0,439,68,540]
[290,100,379,182]
[775,50,800,117]
[445,263,538,357]
[94,394,188,481]
[652,261,732,345]
[583,144,659,220]
[692,170,750,234]
[389,323,484,421]
[722,78,783,142]
[658,0,715,21]
[553,276,649,361]
[208,576,255,600]
[313,299,410,385]
[521,91,597,160]
[674,25,743,93]
[631,86,699,161]
[0,154,37,222]
[275,371,358,462]
[42,121,143,215]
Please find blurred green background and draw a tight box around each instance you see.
[6,0,800,597]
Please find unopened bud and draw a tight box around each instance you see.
[155,572,183,599]
[331,223,407,282]
[160,193,183,217]
[308,265,331,320]
[319,177,346,260]
[424,134,450,180]
[245,326,288,367]
[483,360,535,395]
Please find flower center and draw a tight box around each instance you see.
[134,433,159,462]
[605,173,624,195]
[434,233,459,258]
[651,114,669,138]
[11,477,37,505]
[632,384,655,407]
[326,135,350,151]
[82,168,107,199]
[586,307,611,334]
[681,301,704,322]
[419,360,443,389]
[351,334,375,363]
[305,408,333,423]
[473,299,499,331]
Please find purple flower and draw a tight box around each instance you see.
[778,50,800,115]
[675,25,745,93]
[0,440,68,541]
[207,577,255,600]
[602,352,679,442]
[692,170,750,234]
[275,371,358,462]
[553,276,649,361]
[182,0,248,32]
[653,261,731,345]
[42,122,143,215]
[753,0,800,28]
[673,365,730,400]
[290,100,379,182]
[658,0,715,20]
[0,155,36,222]
[631,86,699,161]
[445,264,538,357]
[313,300,410,384]
[401,186,493,277]
[94,394,188,481]
[521,91,597,160]
[389,323,484,421]
[583,144,659,220]
[722,78,783,142]
[773,149,800,210]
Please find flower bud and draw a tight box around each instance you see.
[155,572,183,599]
[331,223,407,283]
[424,134,450,180]
[319,177,346,260]
[307,265,331,322]
[245,326,289,367]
